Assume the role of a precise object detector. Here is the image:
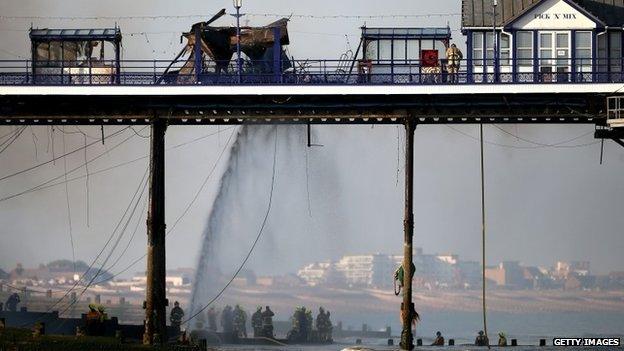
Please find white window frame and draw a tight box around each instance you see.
[574,31,592,73]
[515,31,534,72]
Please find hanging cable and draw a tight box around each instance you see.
[91,125,238,286]
[0,126,237,204]
[0,128,143,203]
[446,125,600,149]
[0,126,26,155]
[18,166,150,326]
[479,124,490,349]
[0,126,130,183]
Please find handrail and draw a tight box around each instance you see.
[0,58,622,86]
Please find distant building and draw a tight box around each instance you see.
[298,262,333,286]
[335,254,397,288]
[554,261,591,278]
[297,250,484,289]
[131,268,194,287]
[456,261,481,289]
[485,261,530,289]
[564,273,595,290]
[7,261,112,286]
[608,271,624,289]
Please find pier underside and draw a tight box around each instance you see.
[0,90,611,125]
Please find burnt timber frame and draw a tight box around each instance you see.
[0,91,615,348]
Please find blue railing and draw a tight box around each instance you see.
[0,58,622,86]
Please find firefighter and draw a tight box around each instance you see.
[446,43,463,83]
[316,307,327,342]
[251,306,263,337]
[170,301,185,331]
[207,307,218,332]
[325,310,333,342]
[221,305,234,334]
[233,305,247,338]
[261,305,275,338]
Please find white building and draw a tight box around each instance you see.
[462,0,624,83]
[334,254,399,288]
[297,262,333,286]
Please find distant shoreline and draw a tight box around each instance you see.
[209,286,624,315]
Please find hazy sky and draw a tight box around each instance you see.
[1,1,623,277]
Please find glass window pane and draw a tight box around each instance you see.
[609,32,621,49]
[556,33,568,48]
[575,48,591,59]
[540,49,552,59]
[517,31,532,48]
[365,41,378,60]
[473,49,483,65]
[486,32,494,49]
[472,32,483,48]
[598,34,607,53]
[518,48,532,66]
[407,41,419,60]
[393,40,406,61]
[379,40,392,60]
[540,33,552,48]
[575,31,591,48]
[501,34,510,49]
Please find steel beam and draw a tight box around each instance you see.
[143,117,168,345]
[400,115,416,350]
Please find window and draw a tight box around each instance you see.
[393,40,406,62]
[407,40,420,63]
[485,32,495,65]
[379,40,392,61]
[574,31,591,70]
[610,32,622,72]
[500,33,511,66]
[472,32,483,66]
[516,31,533,67]
[365,41,377,61]
[597,33,607,72]
[555,33,569,67]
[539,32,553,69]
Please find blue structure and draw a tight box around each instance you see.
[358,27,453,83]
[462,0,624,83]
[0,0,623,86]
[29,27,122,84]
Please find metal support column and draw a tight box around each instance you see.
[143,117,168,345]
[400,115,416,351]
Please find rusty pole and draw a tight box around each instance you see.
[143,117,168,345]
[400,115,416,350]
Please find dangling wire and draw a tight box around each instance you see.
[480,124,490,349]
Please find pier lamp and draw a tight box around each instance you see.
[233,0,243,82]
